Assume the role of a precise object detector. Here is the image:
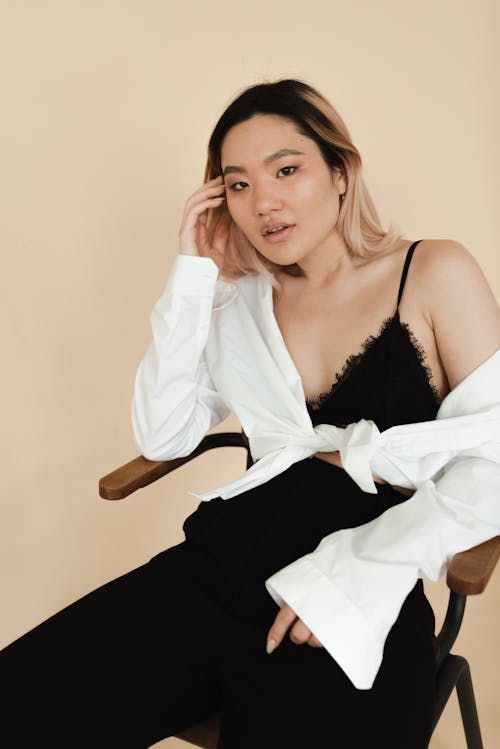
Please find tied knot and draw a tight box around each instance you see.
[314,419,382,494]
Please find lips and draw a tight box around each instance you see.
[262,222,293,236]
[262,225,294,243]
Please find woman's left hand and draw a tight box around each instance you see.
[266,603,324,653]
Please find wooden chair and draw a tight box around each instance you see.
[99,430,500,749]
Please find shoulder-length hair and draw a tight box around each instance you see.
[203,78,403,290]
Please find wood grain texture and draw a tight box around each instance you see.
[446,535,500,595]
[99,432,248,499]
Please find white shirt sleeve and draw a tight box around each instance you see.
[131,254,232,461]
[264,449,500,690]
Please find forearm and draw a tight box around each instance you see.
[131,255,230,460]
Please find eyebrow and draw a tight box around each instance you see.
[222,148,306,177]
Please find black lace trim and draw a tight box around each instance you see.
[305,314,440,411]
[399,320,440,404]
[305,315,395,411]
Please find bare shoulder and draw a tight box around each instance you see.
[411,238,500,388]
[411,238,497,319]
[412,237,483,277]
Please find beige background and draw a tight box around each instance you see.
[1,1,499,747]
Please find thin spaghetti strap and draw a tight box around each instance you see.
[396,240,423,309]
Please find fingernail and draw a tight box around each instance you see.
[266,638,276,654]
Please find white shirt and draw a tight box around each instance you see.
[132,253,500,689]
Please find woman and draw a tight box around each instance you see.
[2,78,499,748]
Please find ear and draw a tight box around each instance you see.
[335,166,347,196]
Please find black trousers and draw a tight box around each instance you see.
[0,539,436,748]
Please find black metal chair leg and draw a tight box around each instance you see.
[456,658,483,749]
[432,654,484,748]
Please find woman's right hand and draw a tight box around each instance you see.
[178,175,230,272]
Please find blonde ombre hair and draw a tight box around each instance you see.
[203,78,403,289]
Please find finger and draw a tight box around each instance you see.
[201,205,228,247]
[195,209,229,264]
[179,196,225,245]
[186,181,226,210]
[183,185,226,221]
[178,180,226,256]
[196,175,224,197]
[289,618,313,645]
[306,634,325,648]
[181,186,226,227]
[180,181,226,235]
[266,604,298,653]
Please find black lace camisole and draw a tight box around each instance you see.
[183,239,441,622]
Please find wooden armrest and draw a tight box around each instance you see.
[446,535,500,595]
[99,431,248,500]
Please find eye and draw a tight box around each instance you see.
[228,180,247,192]
[228,165,299,192]
[277,165,298,177]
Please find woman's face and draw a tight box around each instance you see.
[220,114,346,268]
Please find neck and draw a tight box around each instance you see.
[294,234,357,288]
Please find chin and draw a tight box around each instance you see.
[274,250,306,265]
[258,243,301,262]
[260,252,295,267]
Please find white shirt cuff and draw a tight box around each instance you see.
[165,254,220,296]
[264,554,384,689]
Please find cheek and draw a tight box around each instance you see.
[310,183,341,220]
[291,177,331,215]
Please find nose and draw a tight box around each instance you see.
[253,180,283,216]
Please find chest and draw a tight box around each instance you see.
[272,274,448,406]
